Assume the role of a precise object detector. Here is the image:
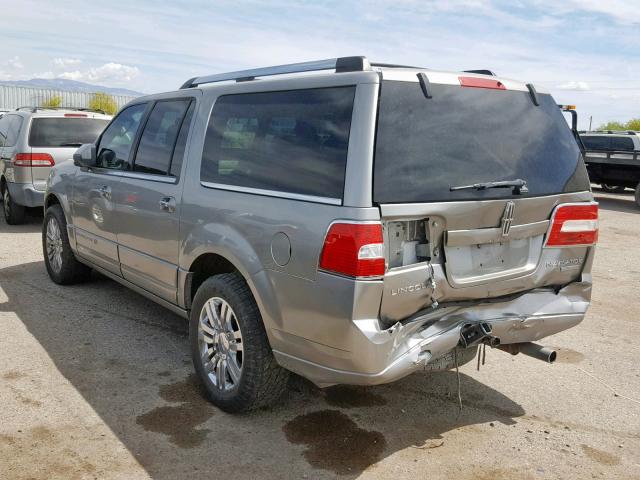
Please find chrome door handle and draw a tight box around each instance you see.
[159,196,176,213]
[98,185,111,200]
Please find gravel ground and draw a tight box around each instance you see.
[0,188,639,480]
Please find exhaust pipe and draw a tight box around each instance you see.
[497,342,557,363]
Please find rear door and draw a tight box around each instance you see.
[373,75,593,322]
[113,96,196,303]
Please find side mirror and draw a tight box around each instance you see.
[73,144,97,168]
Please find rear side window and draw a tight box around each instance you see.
[582,136,610,150]
[97,103,147,170]
[610,136,634,152]
[29,118,108,147]
[201,87,355,201]
[6,116,24,147]
[170,101,195,177]
[374,81,589,203]
[133,99,191,175]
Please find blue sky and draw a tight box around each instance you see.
[0,0,638,128]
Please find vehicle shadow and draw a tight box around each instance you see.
[593,194,639,214]
[0,206,44,233]
[0,261,525,479]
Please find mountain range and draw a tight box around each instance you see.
[0,78,144,97]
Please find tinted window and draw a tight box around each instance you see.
[6,116,24,147]
[97,104,146,170]
[582,136,610,150]
[0,116,9,147]
[29,118,108,147]
[133,99,191,175]
[610,136,635,152]
[201,87,355,200]
[374,81,589,203]
[170,101,195,177]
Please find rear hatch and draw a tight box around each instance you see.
[374,73,594,323]
[28,114,110,190]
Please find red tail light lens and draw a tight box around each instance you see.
[319,222,385,278]
[14,153,55,167]
[545,203,598,247]
[459,76,506,90]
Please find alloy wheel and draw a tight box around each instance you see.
[198,297,243,391]
[45,217,64,273]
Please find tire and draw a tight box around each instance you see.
[42,204,92,284]
[2,185,26,225]
[635,182,640,208]
[424,347,478,372]
[190,272,290,413]
[601,184,625,194]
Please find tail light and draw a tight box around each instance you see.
[319,222,385,278]
[545,203,598,247]
[14,153,55,167]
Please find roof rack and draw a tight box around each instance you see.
[463,69,497,76]
[587,130,638,136]
[15,106,107,115]
[180,56,372,89]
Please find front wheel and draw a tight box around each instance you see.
[43,205,91,284]
[190,272,290,412]
[601,184,626,194]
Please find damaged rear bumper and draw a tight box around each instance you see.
[273,281,591,387]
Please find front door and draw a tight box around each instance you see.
[113,97,195,303]
[71,103,148,275]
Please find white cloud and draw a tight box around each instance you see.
[52,57,81,67]
[57,62,140,84]
[5,56,23,69]
[556,81,591,91]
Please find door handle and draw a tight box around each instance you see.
[159,196,176,213]
[98,185,111,200]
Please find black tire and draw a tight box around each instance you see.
[190,272,290,413]
[424,347,478,372]
[42,204,92,284]
[635,182,640,208]
[601,184,625,194]
[2,184,26,225]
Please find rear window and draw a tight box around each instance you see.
[610,136,635,152]
[29,117,109,147]
[201,87,355,201]
[374,81,589,203]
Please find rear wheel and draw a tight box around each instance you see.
[43,205,92,284]
[601,184,625,194]
[190,272,289,412]
[2,185,26,225]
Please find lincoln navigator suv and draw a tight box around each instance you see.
[43,57,597,412]
[1,107,111,224]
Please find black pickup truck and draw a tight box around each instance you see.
[579,130,640,207]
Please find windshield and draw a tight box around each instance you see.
[374,80,590,203]
[29,118,109,147]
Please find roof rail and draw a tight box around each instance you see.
[15,106,107,115]
[463,69,497,76]
[180,56,371,89]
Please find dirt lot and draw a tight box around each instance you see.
[0,188,639,480]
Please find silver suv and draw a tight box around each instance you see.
[0,108,111,224]
[43,57,598,412]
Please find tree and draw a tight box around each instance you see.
[596,121,626,131]
[626,118,640,131]
[41,96,62,108]
[88,92,118,115]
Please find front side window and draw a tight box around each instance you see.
[97,103,147,170]
[201,87,355,200]
[133,99,191,176]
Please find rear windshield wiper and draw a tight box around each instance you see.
[450,179,528,194]
[59,142,83,147]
